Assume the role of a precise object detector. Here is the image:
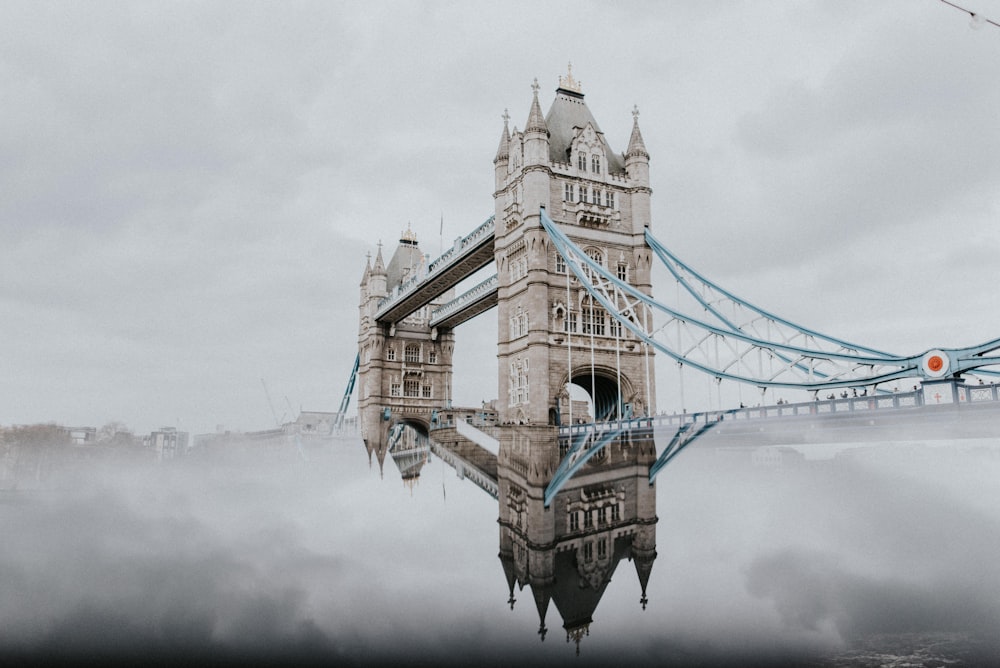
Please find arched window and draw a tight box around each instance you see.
[591,154,601,174]
[577,153,586,171]
[404,344,420,363]
[585,247,604,267]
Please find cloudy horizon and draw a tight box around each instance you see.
[3,1,999,435]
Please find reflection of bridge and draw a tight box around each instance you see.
[351,68,1000,551]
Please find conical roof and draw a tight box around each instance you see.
[494,110,510,163]
[525,79,548,135]
[626,105,649,160]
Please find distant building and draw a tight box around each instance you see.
[144,427,189,461]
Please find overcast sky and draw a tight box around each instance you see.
[2,1,999,435]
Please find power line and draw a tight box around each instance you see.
[938,0,1000,30]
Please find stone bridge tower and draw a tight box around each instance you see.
[493,69,656,425]
[357,229,455,459]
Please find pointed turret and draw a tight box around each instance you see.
[625,104,650,161]
[368,241,387,299]
[495,109,511,192]
[525,79,548,135]
[624,105,652,230]
[531,584,552,642]
[523,78,549,169]
[495,109,511,164]
[359,252,372,288]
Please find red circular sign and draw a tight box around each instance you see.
[927,355,944,372]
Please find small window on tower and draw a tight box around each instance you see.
[577,153,586,171]
[564,182,574,202]
[591,154,601,174]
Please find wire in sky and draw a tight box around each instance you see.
[938,0,1000,30]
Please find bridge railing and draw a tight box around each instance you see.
[376,215,495,316]
[559,381,1000,436]
[430,274,498,323]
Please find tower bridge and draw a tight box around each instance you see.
[353,69,1000,497]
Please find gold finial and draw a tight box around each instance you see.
[401,222,417,244]
[559,62,582,94]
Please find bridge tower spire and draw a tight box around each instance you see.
[493,70,656,425]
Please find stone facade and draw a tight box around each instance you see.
[356,230,455,455]
[493,72,656,425]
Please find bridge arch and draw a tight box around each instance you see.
[566,365,636,422]
[388,415,430,437]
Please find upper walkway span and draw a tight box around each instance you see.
[375,216,496,324]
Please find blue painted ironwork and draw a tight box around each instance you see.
[336,354,360,430]
[544,423,626,507]
[647,410,738,483]
[539,208,1000,392]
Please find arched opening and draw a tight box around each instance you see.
[564,368,634,423]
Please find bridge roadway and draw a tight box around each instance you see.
[427,425,499,499]
[375,216,496,325]
[562,381,1000,446]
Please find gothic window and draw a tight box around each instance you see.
[569,512,580,532]
[422,385,432,398]
[404,379,420,397]
[390,382,401,397]
[577,153,586,171]
[404,344,420,363]
[584,542,594,560]
[563,182,574,202]
[509,306,528,339]
[584,511,593,529]
[605,190,614,208]
[585,248,604,267]
[508,357,529,406]
[564,310,578,334]
[428,349,437,364]
[611,504,621,522]
[582,297,606,336]
[507,243,528,282]
[597,538,607,558]
[555,253,566,274]
[609,317,622,338]
[591,154,601,174]
[386,346,396,361]
[616,263,628,282]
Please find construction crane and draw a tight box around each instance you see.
[261,378,284,427]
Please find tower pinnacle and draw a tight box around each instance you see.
[558,62,582,95]
[525,79,547,134]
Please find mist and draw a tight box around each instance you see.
[3,429,1000,667]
